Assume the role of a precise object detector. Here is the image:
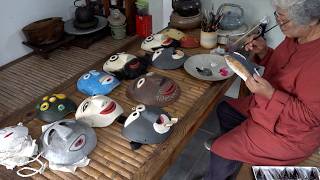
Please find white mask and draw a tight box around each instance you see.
[0,123,46,177]
[103,52,137,72]
[75,95,124,127]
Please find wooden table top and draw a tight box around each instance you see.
[2,30,237,180]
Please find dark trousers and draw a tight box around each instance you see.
[205,101,247,180]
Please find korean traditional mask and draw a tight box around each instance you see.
[0,123,45,177]
[110,57,149,80]
[77,70,120,96]
[180,35,200,48]
[126,72,181,107]
[103,52,136,72]
[152,47,188,70]
[36,94,77,123]
[39,119,97,172]
[75,95,123,127]
[141,34,179,52]
[161,28,185,41]
[122,104,178,144]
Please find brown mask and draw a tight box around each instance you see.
[126,72,180,107]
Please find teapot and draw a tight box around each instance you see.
[172,0,201,17]
[217,3,244,30]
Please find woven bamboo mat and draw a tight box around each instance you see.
[0,35,138,125]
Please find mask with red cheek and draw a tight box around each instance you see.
[126,72,181,107]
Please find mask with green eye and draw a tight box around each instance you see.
[35,94,77,123]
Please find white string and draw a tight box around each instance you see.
[16,152,47,177]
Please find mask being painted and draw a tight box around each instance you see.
[127,72,181,107]
[122,104,178,146]
[103,52,136,72]
[0,123,46,177]
[77,70,120,96]
[39,119,97,173]
[75,95,123,127]
[152,47,188,70]
[141,34,180,52]
[36,94,77,123]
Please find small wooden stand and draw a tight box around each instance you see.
[22,35,75,59]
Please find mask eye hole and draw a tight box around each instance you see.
[136,78,145,88]
[82,102,89,112]
[58,104,65,111]
[70,134,86,151]
[146,36,154,42]
[83,73,91,80]
[136,104,145,112]
[109,55,119,62]
[40,102,50,111]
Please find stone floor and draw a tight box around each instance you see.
[162,97,228,180]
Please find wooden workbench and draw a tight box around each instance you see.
[5,34,236,179]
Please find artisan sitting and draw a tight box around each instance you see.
[204,0,320,179]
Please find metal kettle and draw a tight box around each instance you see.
[74,0,94,23]
[172,0,201,17]
[217,3,244,30]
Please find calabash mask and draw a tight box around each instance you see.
[40,119,97,167]
[112,57,149,80]
[122,104,178,144]
[77,70,120,96]
[103,52,136,72]
[127,72,180,107]
[180,35,200,48]
[161,28,185,40]
[75,95,123,127]
[141,34,179,52]
[36,94,77,123]
[152,47,187,70]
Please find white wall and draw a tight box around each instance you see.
[148,0,172,33]
[201,0,285,48]
[0,0,80,67]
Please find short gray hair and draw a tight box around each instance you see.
[272,0,320,25]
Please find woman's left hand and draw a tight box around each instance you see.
[245,74,275,99]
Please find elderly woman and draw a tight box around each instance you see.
[205,0,320,179]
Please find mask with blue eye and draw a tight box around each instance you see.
[77,70,120,96]
[36,94,77,123]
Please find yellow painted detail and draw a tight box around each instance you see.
[53,94,66,99]
[49,97,57,103]
[40,102,49,111]
[42,96,49,101]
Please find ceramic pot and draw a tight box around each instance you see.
[200,31,217,49]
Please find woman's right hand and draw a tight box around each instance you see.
[244,35,268,59]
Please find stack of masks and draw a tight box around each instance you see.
[103,52,149,80]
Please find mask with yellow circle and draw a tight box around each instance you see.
[35,94,77,123]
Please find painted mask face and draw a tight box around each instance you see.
[103,52,137,72]
[127,72,180,107]
[77,70,120,96]
[180,35,200,48]
[0,124,28,148]
[122,104,178,144]
[36,94,77,123]
[112,57,149,80]
[161,28,185,40]
[40,119,97,166]
[141,34,174,52]
[152,47,187,70]
[75,95,123,127]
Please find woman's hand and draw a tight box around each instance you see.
[244,35,268,59]
[245,74,275,99]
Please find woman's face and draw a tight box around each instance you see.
[275,7,311,38]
